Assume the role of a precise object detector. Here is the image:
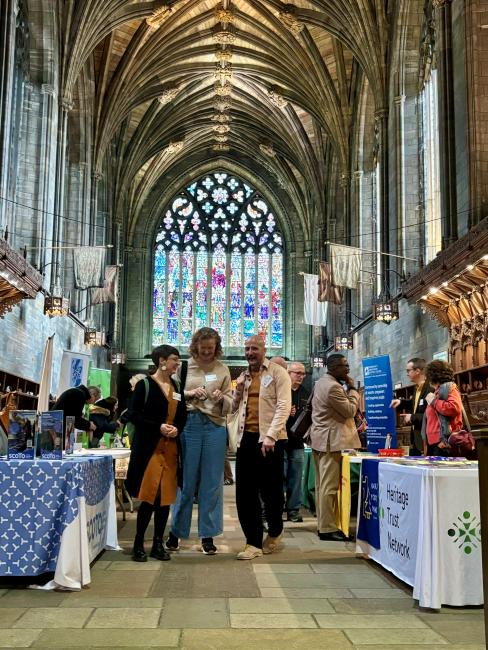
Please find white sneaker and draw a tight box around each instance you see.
[263,532,283,554]
[236,544,263,560]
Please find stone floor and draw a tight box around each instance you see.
[0,483,485,649]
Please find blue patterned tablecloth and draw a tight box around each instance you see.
[0,456,113,576]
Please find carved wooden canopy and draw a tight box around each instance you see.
[401,216,488,328]
[0,239,43,318]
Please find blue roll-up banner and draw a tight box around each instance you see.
[357,458,381,549]
[362,355,396,453]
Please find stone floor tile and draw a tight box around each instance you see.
[107,561,161,571]
[72,580,154,598]
[262,573,391,589]
[350,588,411,599]
[329,598,419,614]
[345,628,448,645]
[231,613,317,628]
[252,564,314,574]
[420,618,485,644]
[315,614,428,629]
[160,597,229,628]
[13,607,93,628]
[310,561,372,573]
[259,587,353,598]
[180,629,352,649]
[86,570,157,583]
[0,629,42,647]
[352,646,485,650]
[0,591,67,607]
[229,597,334,614]
[150,561,260,598]
[91,561,112,571]
[0,608,25,627]
[86,607,161,628]
[59,596,164,608]
[0,590,7,598]
[32,629,180,647]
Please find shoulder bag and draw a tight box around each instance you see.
[290,390,314,444]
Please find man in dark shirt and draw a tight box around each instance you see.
[52,385,97,433]
[284,362,309,522]
[390,357,431,456]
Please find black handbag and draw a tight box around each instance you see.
[290,391,314,443]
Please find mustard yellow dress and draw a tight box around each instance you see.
[137,383,178,506]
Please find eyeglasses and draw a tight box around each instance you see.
[290,371,306,376]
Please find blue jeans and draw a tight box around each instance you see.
[171,411,227,539]
[284,447,304,515]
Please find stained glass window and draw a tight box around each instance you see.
[152,172,284,348]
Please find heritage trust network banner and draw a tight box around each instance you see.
[362,355,396,452]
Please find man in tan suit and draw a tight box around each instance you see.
[310,354,361,541]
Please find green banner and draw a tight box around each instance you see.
[87,365,112,398]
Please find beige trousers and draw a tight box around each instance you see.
[312,449,341,533]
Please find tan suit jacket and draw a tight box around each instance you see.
[310,373,361,452]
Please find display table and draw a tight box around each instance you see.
[0,456,119,589]
[302,449,369,534]
[74,448,133,520]
[356,461,482,608]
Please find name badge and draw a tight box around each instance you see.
[262,375,273,388]
[419,399,424,406]
[173,392,182,401]
[205,373,218,382]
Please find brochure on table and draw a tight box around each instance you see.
[39,411,63,459]
[7,410,37,459]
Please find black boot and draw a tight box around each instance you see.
[150,537,171,561]
[132,540,147,562]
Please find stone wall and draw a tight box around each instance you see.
[0,294,106,395]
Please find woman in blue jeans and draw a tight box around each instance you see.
[166,328,232,555]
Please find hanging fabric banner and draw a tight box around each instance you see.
[73,248,106,289]
[303,273,328,326]
[90,266,118,304]
[330,244,361,289]
[318,261,344,304]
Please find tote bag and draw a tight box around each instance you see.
[226,411,239,453]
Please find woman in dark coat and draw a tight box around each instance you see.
[125,345,187,562]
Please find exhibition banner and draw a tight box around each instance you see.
[362,355,396,452]
[58,351,91,395]
[357,459,381,549]
[378,462,421,586]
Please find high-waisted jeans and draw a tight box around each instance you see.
[170,411,227,539]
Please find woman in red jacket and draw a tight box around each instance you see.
[423,360,463,456]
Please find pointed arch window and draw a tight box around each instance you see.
[153,172,284,348]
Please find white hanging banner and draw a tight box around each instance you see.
[303,273,328,326]
[330,243,361,289]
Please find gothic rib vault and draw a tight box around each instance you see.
[60,0,388,252]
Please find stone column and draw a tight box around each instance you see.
[37,83,57,277]
[374,107,389,290]
[393,94,406,280]
[433,0,458,244]
[0,0,16,228]
[52,96,73,290]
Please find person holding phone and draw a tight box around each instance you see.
[309,354,361,542]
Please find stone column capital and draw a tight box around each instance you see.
[374,107,388,122]
[41,84,56,96]
[432,0,452,8]
[92,171,103,182]
[394,94,406,105]
[60,96,74,112]
[353,170,364,179]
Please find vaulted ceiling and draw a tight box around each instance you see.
[61,0,389,239]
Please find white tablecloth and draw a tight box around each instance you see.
[356,462,482,608]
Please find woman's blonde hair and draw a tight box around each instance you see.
[129,373,147,389]
[189,327,223,359]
